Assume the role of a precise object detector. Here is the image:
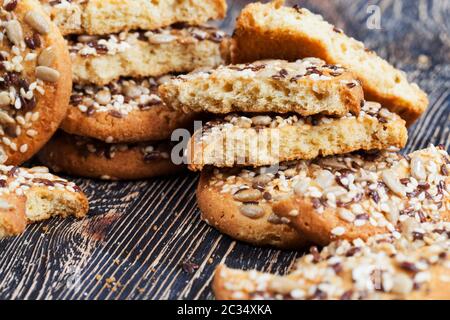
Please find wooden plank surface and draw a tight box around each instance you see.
[0,0,449,300]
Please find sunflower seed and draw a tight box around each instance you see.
[5,20,23,46]
[25,11,50,34]
[38,46,56,67]
[36,66,60,82]
[233,188,262,202]
[0,110,15,124]
[382,170,405,196]
[252,174,272,185]
[410,157,427,181]
[239,204,264,219]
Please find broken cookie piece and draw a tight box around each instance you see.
[0,165,89,238]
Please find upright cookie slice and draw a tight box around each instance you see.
[159,58,363,117]
[0,0,72,165]
[41,0,227,35]
[273,146,450,245]
[38,132,182,180]
[231,0,428,125]
[214,222,450,300]
[197,167,307,249]
[62,77,197,143]
[187,102,407,170]
[70,25,228,85]
[0,165,89,238]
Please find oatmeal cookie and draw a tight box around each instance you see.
[70,25,228,85]
[61,77,198,143]
[0,164,89,238]
[187,102,407,171]
[38,131,183,180]
[41,0,227,35]
[159,58,363,117]
[197,167,308,249]
[0,0,72,165]
[214,222,450,300]
[231,0,428,125]
[273,146,450,245]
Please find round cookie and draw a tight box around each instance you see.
[273,146,450,246]
[214,221,450,300]
[197,167,308,249]
[38,131,183,180]
[0,0,72,165]
[61,77,197,143]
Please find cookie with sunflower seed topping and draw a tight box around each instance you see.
[38,131,183,180]
[61,76,198,143]
[0,164,88,238]
[0,0,72,165]
[159,58,364,117]
[214,221,450,300]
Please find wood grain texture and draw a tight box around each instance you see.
[0,0,448,300]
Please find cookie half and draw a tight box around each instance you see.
[41,0,227,36]
[187,102,407,170]
[0,164,89,238]
[69,25,228,86]
[38,132,182,180]
[273,146,450,245]
[61,77,197,143]
[231,1,428,125]
[197,167,307,249]
[214,222,450,300]
[160,58,364,117]
[0,0,72,165]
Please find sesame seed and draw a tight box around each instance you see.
[2,137,11,145]
[289,209,299,216]
[26,129,37,137]
[331,226,346,236]
[338,208,355,222]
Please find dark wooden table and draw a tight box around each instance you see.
[0,0,448,300]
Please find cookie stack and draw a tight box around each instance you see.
[160,1,450,300]
[38,0,229,180]
[160,57,410,248]
[158,0,446,252]
[193,1,448,300]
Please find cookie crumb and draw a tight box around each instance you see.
[181,259,199,274]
